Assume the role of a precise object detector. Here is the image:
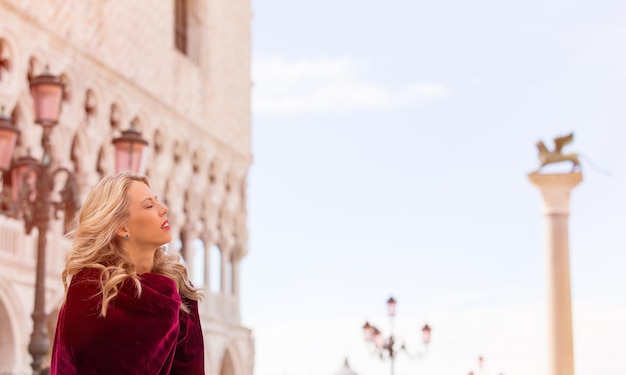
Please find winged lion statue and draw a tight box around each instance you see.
[535,132,580,172]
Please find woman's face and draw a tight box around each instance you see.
[124,180,172,249]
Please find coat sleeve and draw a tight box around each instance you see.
[50,269,182,375]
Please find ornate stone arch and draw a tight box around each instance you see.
[0,279,28,373]
[185,148,208,230]
[146,126,174,200]
[58,71,75,115]
[153,128,164,155]
[164,171,187,256]
[11,95,37,158]
[129,113,147,134]
[96,144,113,178]
[109,101,125,132]
[70,87,108,198]
[219,168,239,248]
[205,156,225,237]
[219,343,244,375]
[209,156,224,186]
[26,54,46,83]
[0,36,17,88]
[99,100,129,175]
[9,102,26,143]
[83,87,98,119]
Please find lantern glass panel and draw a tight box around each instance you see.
[11,159,37,202]
[0,127,18,171]
[115,141,146,173]
[31,82,63,127]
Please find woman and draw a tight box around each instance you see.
[50,171,205,374]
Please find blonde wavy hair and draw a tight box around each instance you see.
[62,171,200,317]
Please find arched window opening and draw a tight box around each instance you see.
[70,134,80,174]
[191,238,205,287]
[96,146,105,178]
[210,244,221,293]
[220,350,235,375]
[0,301,16,370]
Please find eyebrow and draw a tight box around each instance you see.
[141,195,158,203]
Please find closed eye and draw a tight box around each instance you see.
[143,197,155,209]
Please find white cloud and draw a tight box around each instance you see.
[252,57,449,116]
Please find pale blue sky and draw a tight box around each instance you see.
[241,1,626,374]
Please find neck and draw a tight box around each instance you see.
[134,258,154,275]
[127,247,156,275]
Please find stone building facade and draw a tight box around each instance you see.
[0,1,254,374]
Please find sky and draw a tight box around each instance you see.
[240,1,626,374]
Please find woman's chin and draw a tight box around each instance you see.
[161,233,173,245]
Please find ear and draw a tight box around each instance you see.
[116,227,128,239]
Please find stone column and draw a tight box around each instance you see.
[528,171,582,375]
[231,256,240,298]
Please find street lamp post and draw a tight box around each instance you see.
[0,69,148,374]
[362,296,431,375]
[467,355,504,375]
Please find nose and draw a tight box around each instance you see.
[159,202,169,216]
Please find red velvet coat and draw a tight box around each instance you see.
[50,268,205,374]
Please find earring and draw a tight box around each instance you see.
[125,234,129,239]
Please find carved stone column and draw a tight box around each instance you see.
[528,171,582,375]
[231,254,240,298]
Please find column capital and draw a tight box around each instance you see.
[528,171,583,215]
